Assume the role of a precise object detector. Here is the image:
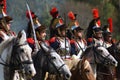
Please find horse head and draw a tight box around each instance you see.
[10,30,36,78]
[83,45,118,78]
[34,42,71,80]
[93,45,118,67]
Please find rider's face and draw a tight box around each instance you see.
[61,30,66,37]
[76,31,83,38]
[95,32,102,38]
[105,35,112,42]
[39,30,46,40]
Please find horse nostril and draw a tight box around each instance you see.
[113,61,115,64]
[65,74,70,79]
[29,70,32,74]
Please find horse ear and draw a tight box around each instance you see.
[16,30,27,44]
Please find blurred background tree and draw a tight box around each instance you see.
[6,0,120,40]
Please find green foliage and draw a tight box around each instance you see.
[100,2,116,26]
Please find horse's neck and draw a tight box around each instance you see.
[64,57,80,70]
[0,39,13,80]
[84,48,96,64]
[84,48,97,79]
[33,51,47,80]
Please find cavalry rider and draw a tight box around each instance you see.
[26,10,42,52]
[97,18,117,80]
[86,8,101,40]
[49,18,71,58]
[67,11,87,58]
[0,2,16,43]
[27,25,49,54]
[87,27,104,47]
[67,11,78,40]
[103,18,116,48]
[70,26,87,58]
[26,10,41,38]
[35,25,48,45]
[49,7,63,38]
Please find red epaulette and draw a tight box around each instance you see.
[87,38,93,43]
[49,37,56,43]
[27,38,35,44]
[112,39,116,44]
[70,39,76,44]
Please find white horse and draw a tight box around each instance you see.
[82,45,118,79]
[32,42,71,80]
[0,30,36,80]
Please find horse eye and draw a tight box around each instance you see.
[99,50,103,53]
[20,49,24,52]
[51,57,56,60]
[85,69,90,73]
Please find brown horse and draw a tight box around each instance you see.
[71,59,95,80]
[46,55,96,80]
[66,55,95,80]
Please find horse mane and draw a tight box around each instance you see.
[82,45,93,58]
[0,36,15,55]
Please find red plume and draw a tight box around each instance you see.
[50,7,58,18]
[68,11,75,20]
[108,18,113,32]
[0,0,6,13]
[3,0,6,13]
[26,10,36,19]
[96,20,101,27]
[92,8,99,19]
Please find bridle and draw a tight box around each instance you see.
[92,46,112,66]
[10,41,33,71]
[93,46,116,77]
[44,50,66,75]
[0,41,33,72]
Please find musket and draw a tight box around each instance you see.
[26,3,40,52]
[63,12,67,59]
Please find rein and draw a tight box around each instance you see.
[44,51,65,75]
[93,46,111,65]
[0,41,33,70]
[40,43,66,75]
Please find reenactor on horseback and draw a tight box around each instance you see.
[35,25,48,45]
[86,8,104,46]
[103,18,116,48]
[90,27,104,46]
[49,7,63,38]
[26,10,41,38]
[67,11,87,58]
[86,8,101,40]
[49,17,71,58]
[0,0,16,43]
[27,24,49,54]
[26,10,42,52]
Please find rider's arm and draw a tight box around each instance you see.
[70,40,77,55]
[49,37,60,50]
